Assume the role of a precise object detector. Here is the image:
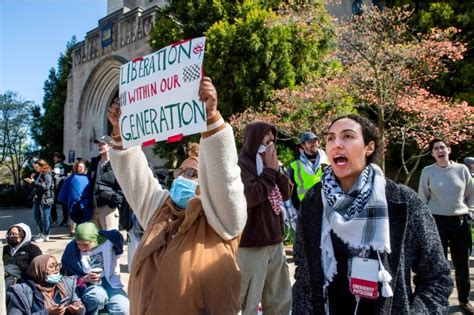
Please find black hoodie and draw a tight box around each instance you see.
[238,121,291,247]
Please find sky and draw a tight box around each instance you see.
[0,0,108,105]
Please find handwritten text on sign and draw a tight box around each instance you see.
[119,37,206,148]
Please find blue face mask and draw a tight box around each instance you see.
[46,273,62,284]
[170,176,198,209]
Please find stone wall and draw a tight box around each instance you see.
[64,5,165,166]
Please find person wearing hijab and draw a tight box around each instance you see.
[61,222,128,314]
[292,115,452,314]
[3,223,42,290]
[106,77,247,314]
[7,254,84,314]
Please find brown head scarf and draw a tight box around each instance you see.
[27,254,68,308]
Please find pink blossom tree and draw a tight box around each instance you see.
[337,5,467,170]
[387,87,473,184]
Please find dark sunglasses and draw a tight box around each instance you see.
[173,168,198,179]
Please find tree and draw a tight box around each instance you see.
[150,0,336,163]
[387,87,473,184]
[229,73,354,165]
[337,6,466,170]
[31,37,76,160]
[205,1,335,117]
[0,91,34,190]
[385,1,474,105]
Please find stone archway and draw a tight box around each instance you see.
[76,55,127,157]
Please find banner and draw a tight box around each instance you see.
[118,37,206,148]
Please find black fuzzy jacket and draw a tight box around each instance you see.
[292,179,453,314]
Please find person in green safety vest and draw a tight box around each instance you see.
[286,131,328,209]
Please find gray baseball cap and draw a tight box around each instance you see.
[300,132,318,143]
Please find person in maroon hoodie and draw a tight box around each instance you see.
[237,121,292,314]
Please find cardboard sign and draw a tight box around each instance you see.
[350,257,379,299]
[118,37,207,148]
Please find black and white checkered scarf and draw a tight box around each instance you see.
[320,163,391,291]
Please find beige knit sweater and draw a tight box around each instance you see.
[109,118,247,240]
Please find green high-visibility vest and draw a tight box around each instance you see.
[290,160,323,201]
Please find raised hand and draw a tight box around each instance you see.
[107,98,121,135]
[198,77,218,119]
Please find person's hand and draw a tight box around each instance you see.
[264,143,279,170]
[107,98,121,135]
[67,301,83,314]
[48,304,66,315]
[198,77,217,119]
[24,178,34,184]
[84,272,101,284]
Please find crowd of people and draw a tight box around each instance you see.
[2,77,473,314]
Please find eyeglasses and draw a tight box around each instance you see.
[47,263,61,271]
[173,168,198,179]
[7,233,21,238]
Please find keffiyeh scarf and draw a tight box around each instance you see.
[320,163,391,294]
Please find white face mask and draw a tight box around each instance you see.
[258,144,267,153]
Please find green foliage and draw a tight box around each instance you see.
[149,0,336,162]
[277,145,296,167]
[30,37,76,161]
[0,91,34,190]
[0,187,31,207]
[205,1,335,117]
[152,133,201,169]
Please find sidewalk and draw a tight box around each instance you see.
[1,207,472,313]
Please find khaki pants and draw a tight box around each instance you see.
[238,243,292,315]
[91,205,119,230]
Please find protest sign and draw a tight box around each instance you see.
[118,37,206,148]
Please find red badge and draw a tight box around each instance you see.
[350,257,379,299]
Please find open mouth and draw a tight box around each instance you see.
[333,155,348,165]
[437,154,445,159]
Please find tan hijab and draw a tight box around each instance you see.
[27,254,68,308]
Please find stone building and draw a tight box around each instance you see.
[64,0,166,166]
[64,0,373,165]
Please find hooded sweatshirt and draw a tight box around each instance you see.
[3,223,42,276]
[238,121,291,247]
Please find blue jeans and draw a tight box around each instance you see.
[80,279,129,315]
[33,202,52,236]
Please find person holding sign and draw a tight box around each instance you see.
[292,115,452,314]
[107,77,247,314]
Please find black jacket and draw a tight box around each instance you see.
[292,179,453,314]
[3,242,42,278]
[88,156,123,209]
[32,172,55,206]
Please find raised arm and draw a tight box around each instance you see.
[197,77,247,240]
[107,99,168,229]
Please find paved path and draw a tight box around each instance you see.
[0,207,471,313]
